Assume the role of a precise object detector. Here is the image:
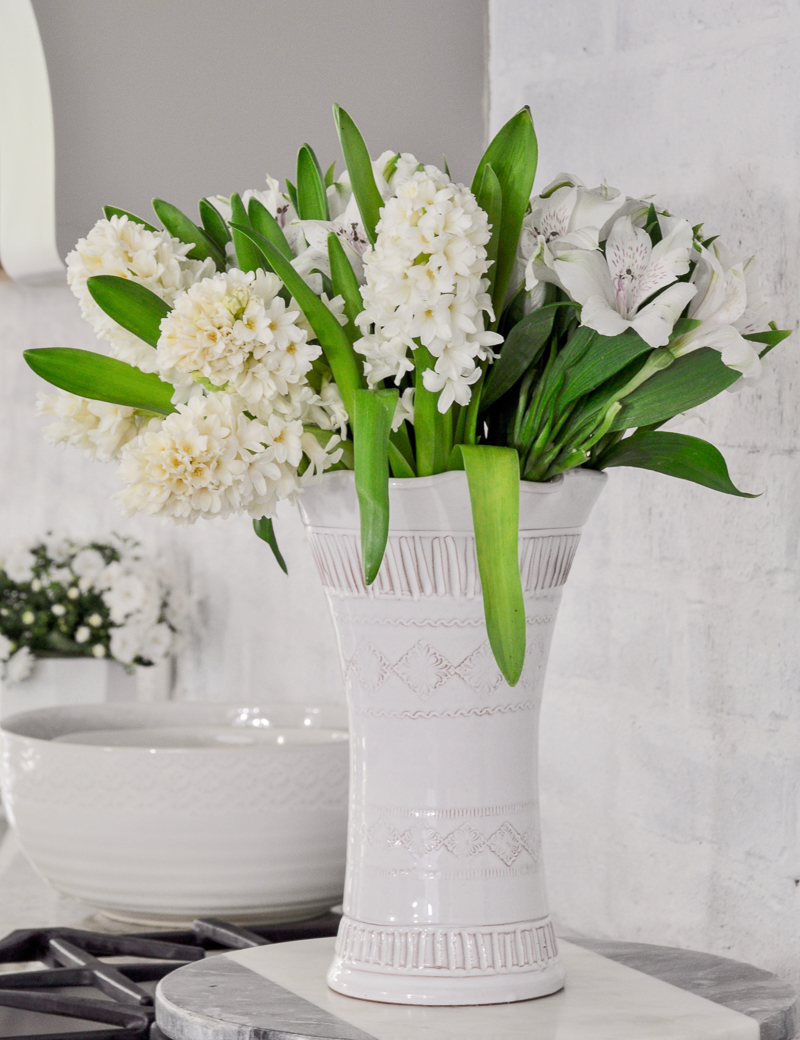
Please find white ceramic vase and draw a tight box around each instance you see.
[0,655,173,720]
[299,467,606,1006]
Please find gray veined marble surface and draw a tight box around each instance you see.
[569,937,796,1040]
[155,935,797,1040]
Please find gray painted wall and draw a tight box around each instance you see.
[31,0,487,257]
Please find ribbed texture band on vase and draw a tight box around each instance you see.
[326,914,567,1004]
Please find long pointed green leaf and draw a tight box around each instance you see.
[296,144,329,221]
[103,206,157,232]
[560,328,653,406]
[471,108,537,316]
[324,161,337,188]
[611,348,740,431]
[152,198,225,267]
[248,199,294,260]
[601,431,757,496]
[229,194,264,274]
[458,444,525,685]
[86,275,170,348]
[230,224,364,418]
[475,163,503,307]
[199,198,231,250]
[482,305,557,410]
[354,389,397,584]
[25,348,176,414]
[253,517,288,574]
[334,104,384,245]
[328,232,364,340]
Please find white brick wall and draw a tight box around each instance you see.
[490,0,800,989]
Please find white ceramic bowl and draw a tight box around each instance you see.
[0,703,348,925]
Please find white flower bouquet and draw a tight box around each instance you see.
[24,107,790,684]
[0,535,185,684]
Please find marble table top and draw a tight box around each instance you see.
[155,935,797,1040]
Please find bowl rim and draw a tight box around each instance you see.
[0,702,348,753]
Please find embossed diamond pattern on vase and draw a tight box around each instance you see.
[442,823,487,858]
[364,817,538,868]
[393,642,454,697]
[486,822,526,866]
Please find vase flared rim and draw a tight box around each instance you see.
[310,467,607,495]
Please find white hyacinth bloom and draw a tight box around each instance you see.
[66,215,214,373]
[0,634,12,662]
[37,392,145,462]
[156,269,319,423]
[114,393,307,523]
[355,167,502,413]
[553,214,698,348]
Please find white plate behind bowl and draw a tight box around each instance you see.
[0,703,349,926]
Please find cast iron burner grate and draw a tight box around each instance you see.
[0,913,340,1039]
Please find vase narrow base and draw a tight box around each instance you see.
[326,957,566,1006]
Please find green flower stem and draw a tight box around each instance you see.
[463,365,487,445]
[413,344,442,476]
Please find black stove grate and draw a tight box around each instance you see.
[0,913,340,1039]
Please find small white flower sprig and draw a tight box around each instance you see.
[0,535,186,684]
[24,105,791,686]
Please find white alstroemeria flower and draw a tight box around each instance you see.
[293,193,369,284]
[669,242,764,378]
[522,175,629,292]
[553,215,698,348]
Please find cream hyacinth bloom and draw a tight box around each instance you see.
[355,168,502,413]
[156,269,320,419]
[37,392,146,461]
[114,393,312,523]
[66,215,214,373]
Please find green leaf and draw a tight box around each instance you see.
[229,193,264,274]
[334,104,384,246]
[611,348,740,431]
[296,144,329,221]
[86,275,170,348]
[198,198,231,250]
[475,163,503,308]
[560,328,654,406]
[24,347,176,414]
[324,161,337,188]
[230,224,364,418]
[471,108,537,316]
[601,431,757,497]
[103,206,157,232]
[285,178,298,212]
[388,439,415,478]
[744,326,792,358]
[248,198,294,261]
[328,232,364,338]
[482,305,557,410]
[152,198,224,267]
[354,389,397,584]
[253,517,288,574]
[457,444,525,685]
